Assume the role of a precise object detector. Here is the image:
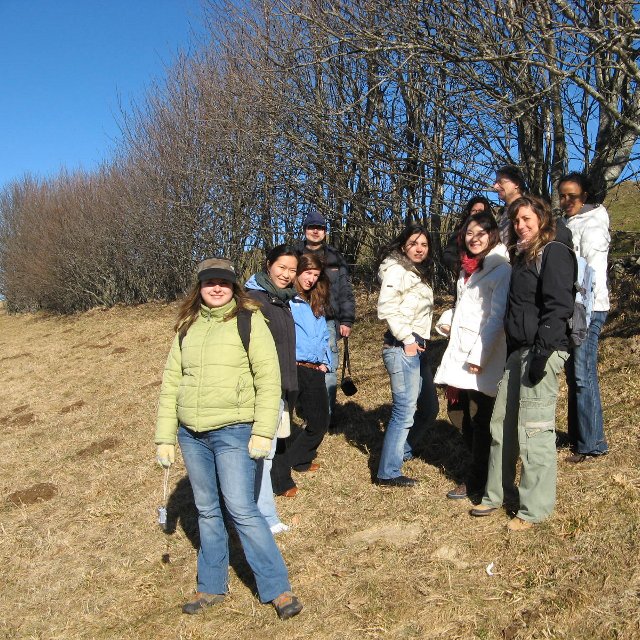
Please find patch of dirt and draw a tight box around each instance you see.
[75,437,120,458]
[430,545,470,569]
[346,522,421,547]
[60,400,85,414]
[87,342,112,349]
[142,380,162,389]
[111,347,128,354]
[7,483,57,506]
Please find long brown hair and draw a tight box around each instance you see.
[174,280,259,335]
[295,252,330,318]
[507,195,556,263]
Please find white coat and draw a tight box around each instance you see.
[434,244,511,397]
[377,253,434,343]
[564,204,610,312]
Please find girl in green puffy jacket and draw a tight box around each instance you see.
[154,257,303,620]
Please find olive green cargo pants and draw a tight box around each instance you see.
[481,347,569,523]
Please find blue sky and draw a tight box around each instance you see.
[0,0,206,190]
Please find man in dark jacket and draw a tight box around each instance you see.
[296,211,356,426]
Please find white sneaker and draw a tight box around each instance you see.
[270,522,290,535]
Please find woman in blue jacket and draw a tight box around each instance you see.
[271,252,332,496]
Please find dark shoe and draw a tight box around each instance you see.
[565,453,588,463]
[272,591,303,620]
[376,475,418,487]
[446,483,467,500]
[278,487,298,498]
[293,462,320,472]
[182,592,225,614]
[470,504,498,517]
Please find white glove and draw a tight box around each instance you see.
[248,435,272,459]
[156,444,175,468]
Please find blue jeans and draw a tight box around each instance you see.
[255,398,284,528]
[325,320,339,422]
[566,311,608,455]
[377,347,438,480]
[178,424,291,602]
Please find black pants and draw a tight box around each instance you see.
[271,366,329,494]
[466,390,494,496]
[448,389,494,496]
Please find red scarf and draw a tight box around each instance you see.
[461,254,481,282]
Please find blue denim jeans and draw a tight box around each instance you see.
[565,311,608,455]
[178,424,290,602]
[255,398,284,528]
[325,320,339,421]
[377,347,438,480]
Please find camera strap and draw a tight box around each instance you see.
[341,337,352,383]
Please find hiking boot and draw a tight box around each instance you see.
[446,483,467,500]
[182,592,225,614]
[272,591,303,620]
[507,517,534,531]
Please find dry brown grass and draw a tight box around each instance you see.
[0,289,638,640]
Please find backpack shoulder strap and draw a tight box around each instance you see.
[538,240,577,282]
[178,326,187,350]
[178,312,252,354]
[237,309,252,353]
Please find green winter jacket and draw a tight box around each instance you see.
[154,300,281,444]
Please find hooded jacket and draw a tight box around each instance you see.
[377,252,434,344]
[155,300,281,445]
[295,240,355,327]
[245,274,298,395]
[564,203,610,312]
[504,222,575,355]
[434,244,511,396]
[290,295,332,367]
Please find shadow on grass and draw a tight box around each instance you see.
[332,397,470,486]
[164,476,258,596]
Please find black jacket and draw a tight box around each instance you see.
[505,222,575,355]
[295,241,356,326]
[245,289,298,396]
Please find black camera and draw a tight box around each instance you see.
[412,332,427,349]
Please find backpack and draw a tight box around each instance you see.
[537,241,594,347]
[178,309,252,352]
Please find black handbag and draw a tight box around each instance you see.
[340,337,358,396]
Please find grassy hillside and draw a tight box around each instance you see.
[605,180,640,232]
[1,288,639,639]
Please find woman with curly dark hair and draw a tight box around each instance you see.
[375,224,439,487]
[471,196,575,530]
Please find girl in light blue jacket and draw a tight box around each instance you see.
[271,252,332,496]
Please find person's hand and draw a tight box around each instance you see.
[528,354,548,385]
[339,324,352,338]
[403,342,420,356]
[318,364,328,373]
[468,363,482,374]
[156,444,175,468]
[439,324,451,336]
[248,435,272,459]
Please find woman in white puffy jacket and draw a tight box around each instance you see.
[558,172,610,462]
[434,212,511,501]
[375,224,439,487]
